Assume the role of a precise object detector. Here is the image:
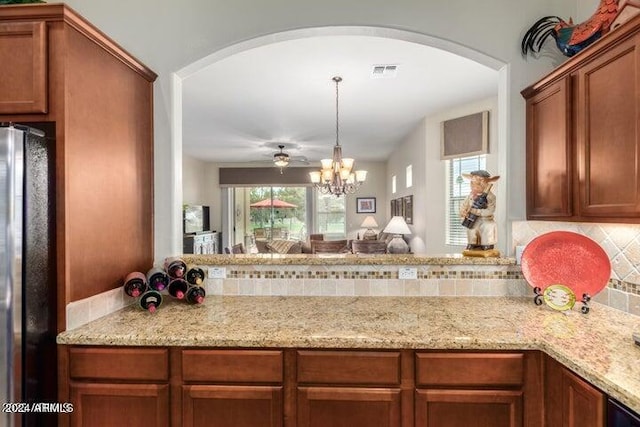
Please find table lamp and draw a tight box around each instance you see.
[383,216,411,254]
[360,216,379,240]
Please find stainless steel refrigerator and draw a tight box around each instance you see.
[1,124,56,427]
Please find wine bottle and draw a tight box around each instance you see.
[123,272,148,298]
[186,265,205,286]
[185,285,206,304]
[462,184,493,229]
[164,257,186,279]
[168,278,189,299]
[139,289,163,313]
[146,267,169,292]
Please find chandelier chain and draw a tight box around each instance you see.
[335,76,340,147]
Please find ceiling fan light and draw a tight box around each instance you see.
[274,158,289,167]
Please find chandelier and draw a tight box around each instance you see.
[309,76,367,196]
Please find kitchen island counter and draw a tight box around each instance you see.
[58,296,640,413]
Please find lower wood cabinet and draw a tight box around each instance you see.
[59,346,614,427]
[296,350,405,426]
[298,387,401,427]
[182,385,282,427]
[545,354,605,427]
[65,347,170,427]
[70,383,169,427]
[415,389,523,427]
[415,352,526,427]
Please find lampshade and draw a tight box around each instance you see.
[360,216,378,229]
[383,216,411,235]
[383,216,411,253]
[360,215,378,240]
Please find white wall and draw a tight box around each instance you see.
[386,118,427,253]
[387,97,500,255]
[182,154,221,231]
[63,0,577,260]
[344,161,387,240]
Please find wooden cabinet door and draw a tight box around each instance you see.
[182,385,283,427]
[69,382,169,427]
[415,389,523,427]
[575,35,640,219]
[297,387,401,427]
[544,355,605,427]
[525,77,573,219]
[563,368,605,427]
[0,21,47,114]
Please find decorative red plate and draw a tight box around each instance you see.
[521,231,611,298]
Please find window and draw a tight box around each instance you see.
[406,165,413,188]
[315,191,346,239]
[230,186,308,248]
[447,155,486,246]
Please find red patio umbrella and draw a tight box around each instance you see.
[250,198,297,208]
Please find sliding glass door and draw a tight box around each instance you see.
[225,186,347,252]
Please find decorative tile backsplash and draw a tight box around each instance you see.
[512,220,640,316]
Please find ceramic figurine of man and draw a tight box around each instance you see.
[459,170,500,256]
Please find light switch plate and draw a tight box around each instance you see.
[398,267,417,280]
[208,267,226,279]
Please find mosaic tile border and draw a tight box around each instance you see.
[224,269,524,280]
[610,278,640,296]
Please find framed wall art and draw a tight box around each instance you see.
[403,195,413,224]
[356,197,376,214]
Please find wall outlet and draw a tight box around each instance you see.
[208,267,226,279]
[398,267,417,280]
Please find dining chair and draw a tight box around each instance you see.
[351,240,387,254]
[311,239,348,254]
[231,243,245,254]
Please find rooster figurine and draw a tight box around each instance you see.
[522,0,640,57]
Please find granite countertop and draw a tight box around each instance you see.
[57,296,640,413]
[182,253,517,265]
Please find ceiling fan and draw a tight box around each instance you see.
[273,144,291,172]
[251,143,309,173]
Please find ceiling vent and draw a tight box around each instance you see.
[371,64,398,79]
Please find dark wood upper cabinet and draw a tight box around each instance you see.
[522,15,640,223]
[0,21,47,114]
[524,77,573,219]
[0,4,157,331]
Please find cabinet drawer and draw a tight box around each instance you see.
[182,349,283,383]
[297,350,401,386]
[416,352,523,387]
[69,347,168,381]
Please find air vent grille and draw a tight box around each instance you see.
[371,64,398,78]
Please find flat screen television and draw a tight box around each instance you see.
[183,205,210,234]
